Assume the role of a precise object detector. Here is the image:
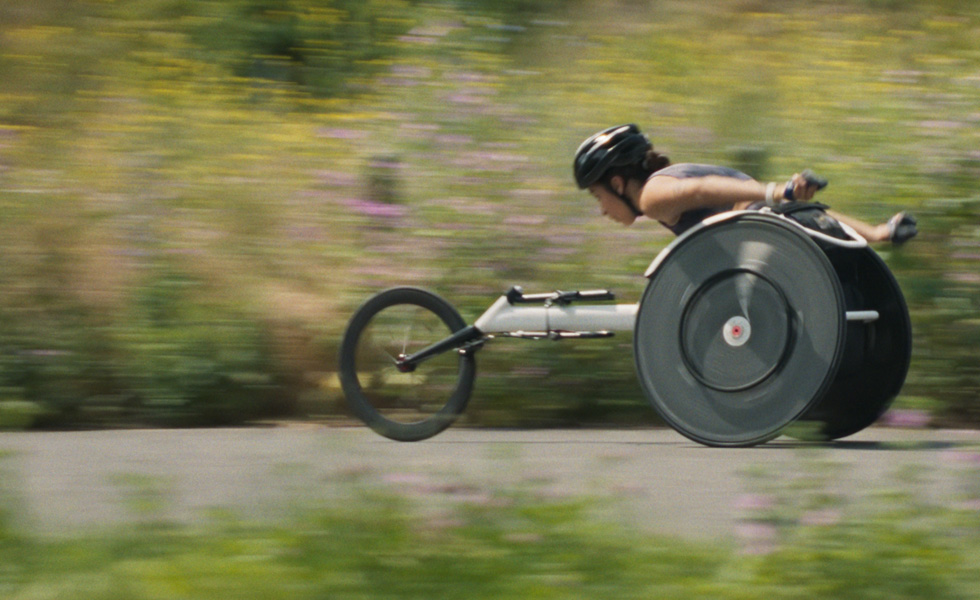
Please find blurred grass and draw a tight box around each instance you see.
[3,448,980,598]
[0,0,978,428]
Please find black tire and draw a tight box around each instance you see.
[794,247,912,440]
[338,287,475,441]
[634,214,846,447]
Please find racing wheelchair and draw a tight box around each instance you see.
[338,206,911,447]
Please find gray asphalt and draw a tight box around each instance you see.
[2,426,979,540]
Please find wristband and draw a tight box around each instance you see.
[765,182,777,207]
[783,181,795,201]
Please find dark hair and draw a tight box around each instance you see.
[600,149,670,187]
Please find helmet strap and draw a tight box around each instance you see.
[603,181,643,217]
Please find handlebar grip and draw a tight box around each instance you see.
[505,287,616,305]
[801,169,828,190]
[576,289,616,302]
[507,286,559,304]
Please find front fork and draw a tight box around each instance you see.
[395,325,485,372]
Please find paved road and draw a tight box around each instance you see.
[2,426,979,539]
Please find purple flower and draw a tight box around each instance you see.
[941,450,980,465]
[423,514,465,532]
[948,272,980,284]
[446,72,488,83]
[315,170,357,186]
[390,65,432,78]
[447,93,487,105]
[406,25,455,38]
[343,198,408,219]
[735,522,778,555]
[800,508,842,527]
[286,226,325,241]
[316,128,367,140]
[734,493,776,512]
[383,472,428,486]
[399,123,440,132]
[919,120,965,130]
[881,409,931,429]
[880,70,924,84]
[957,499,980,511]
[503,215,545,226]
[436,134,473,146]
[21,349,69,357]
[398,34,438,45]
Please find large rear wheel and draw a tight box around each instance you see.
[634,214,846,447]
[795,247,912,440]
[339,287,476,441]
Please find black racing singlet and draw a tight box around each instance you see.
[648,163,753,236]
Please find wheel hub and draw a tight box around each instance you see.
[722,316,751,347]
[395,354,417,373]
[679,270,792,392]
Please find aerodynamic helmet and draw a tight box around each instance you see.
[573,124,652,189]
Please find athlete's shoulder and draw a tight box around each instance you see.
[650,163,752,181]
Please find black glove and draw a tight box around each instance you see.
[887,212,918,245]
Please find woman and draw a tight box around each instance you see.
[573,124,917,243]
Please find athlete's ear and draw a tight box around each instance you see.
[609,175,625,195]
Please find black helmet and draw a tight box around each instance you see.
[573,124,652,189]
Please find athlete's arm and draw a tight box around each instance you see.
[638,175,766,226]
[638,172,824,227]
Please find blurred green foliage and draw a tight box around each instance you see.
[116,261,274,425]
[186,0,420,97]
[3,451,980,598]
[0,0,978,428]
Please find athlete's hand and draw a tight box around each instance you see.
[785,169,827,202]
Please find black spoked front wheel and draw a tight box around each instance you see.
[339,287,476,441]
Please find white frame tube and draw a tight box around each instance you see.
[474,296,638,334]
[472,297,876,336]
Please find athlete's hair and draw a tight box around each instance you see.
[600,148,670,187]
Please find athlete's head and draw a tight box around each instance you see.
[573,124,669,225]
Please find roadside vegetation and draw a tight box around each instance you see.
[0,0,978,429]
[3,448,980,598]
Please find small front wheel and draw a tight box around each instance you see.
[338,287,476,441]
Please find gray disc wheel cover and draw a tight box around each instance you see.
[634,215,845,446]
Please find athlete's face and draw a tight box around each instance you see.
[588,179,637,226]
